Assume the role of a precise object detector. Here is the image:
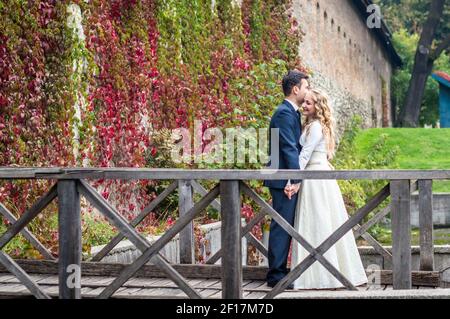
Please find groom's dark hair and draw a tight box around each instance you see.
[282,70,309,96]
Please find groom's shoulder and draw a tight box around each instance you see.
[272,102,293,120]
[273,102,289,115]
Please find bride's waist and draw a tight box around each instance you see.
[306,151,330,167]
[308,151,327,160]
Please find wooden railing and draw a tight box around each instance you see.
[0,168,449,299]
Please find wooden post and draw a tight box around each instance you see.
[390,180,412,289]
[178,180,195,264]
[220,181,242,299]
[418,179,434,271]
[57,180,81,299]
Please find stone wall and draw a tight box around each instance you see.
[359,246,450,285]
[411,193,450,228]
[292,0,395,131]
[91,221,248,265]
[307,71,373,139]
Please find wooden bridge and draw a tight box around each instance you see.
[0,168,450,299]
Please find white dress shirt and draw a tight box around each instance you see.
[285,98,300,112]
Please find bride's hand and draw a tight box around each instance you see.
[285,183,300,199]
[284,185,293,199]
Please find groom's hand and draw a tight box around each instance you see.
[284,183,300,200]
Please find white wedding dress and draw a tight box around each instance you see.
[291,120,368,289]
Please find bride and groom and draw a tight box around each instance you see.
[263,70,368,290]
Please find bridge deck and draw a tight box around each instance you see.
[0,273,449,299]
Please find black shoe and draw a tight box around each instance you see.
[267,282,294,290]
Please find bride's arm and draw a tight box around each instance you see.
[299,122,323,170]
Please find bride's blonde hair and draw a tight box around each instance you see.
[302,89,336,160]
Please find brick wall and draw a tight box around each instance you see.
[292,0,394,130]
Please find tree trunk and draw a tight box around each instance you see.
[398,60,434,127]
[397,0,445,127]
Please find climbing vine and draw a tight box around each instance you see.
[1,0,305,260]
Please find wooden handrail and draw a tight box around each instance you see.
[0,167,446,299]
[0,167,450,180]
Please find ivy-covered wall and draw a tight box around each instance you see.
[0,0,305,255]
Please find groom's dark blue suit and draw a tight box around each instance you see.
[263,99,302,285]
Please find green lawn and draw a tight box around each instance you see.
[354,128,450,192]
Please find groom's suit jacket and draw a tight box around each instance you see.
[263,100,302,189]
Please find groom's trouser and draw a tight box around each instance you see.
[266,188,298,285]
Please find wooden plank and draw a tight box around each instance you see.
[418,180,434,271]
[207,210,266,264]
[193,279,220,289]
[354,180,418,264]
[191,180,221,211]
[81,276,113,286]
[144,278,174,287]
[82,287,105,298]
[244,291,266,299]
[353,205,391,238]
[366,284,384,291]
[359,231,393,263]
[178,180,194,264]
[37,276,59,285]
[0,203,54,260]
[199,180,267,265]
[0,184,57,249]
[128,287,187,299]
[199,288,221,298]
[208,278,223,289]
[371,270,439,287]
[0,274,19,283]
[0,167,62,179]
[90,181,177,262]
[207,290,223,299]
[0,283,29,295]
[113,287,142,297]
[90,184,220,299]
[243,281,267,290]
[57,180,82,299]
[0,273,52,284]
[391,180,412,290]
[0,252,50,299]
[2,261,440,287]
[80,287,94,296]
[245,233,268,258]
[260,183,391,298]
[242,182,362,295]
[42,285,59,296]
[10,167,447,181]
[123,277,166,288]
[220,180,243,299]
[4,277,441,299]
[78,179,207,299]
[186,279,204,287]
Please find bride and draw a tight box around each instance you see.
[288,88,368,289]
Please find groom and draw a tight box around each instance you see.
[264,70,309,288]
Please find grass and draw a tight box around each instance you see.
[354,128,450,192]
[353,128,450,246]
[359,228,450,246]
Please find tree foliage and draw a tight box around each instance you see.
[375,0,450,127]
[391,29,450,126]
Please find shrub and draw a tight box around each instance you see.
[331,115,400,242]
